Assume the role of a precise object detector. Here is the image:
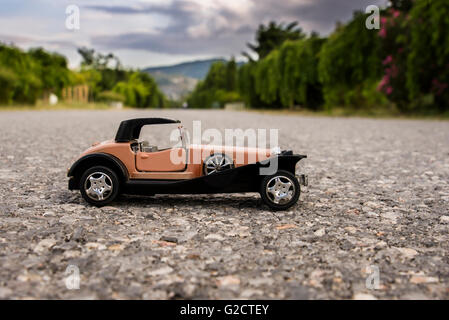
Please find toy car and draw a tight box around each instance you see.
[67,118,308,210]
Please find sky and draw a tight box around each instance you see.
[0,0,387,69]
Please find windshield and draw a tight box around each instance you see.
[139,124,183,151]
[178,126,187,149]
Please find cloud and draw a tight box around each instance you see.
[1,0,389,67]
[92,30,252,56]
[86,0,387,56]
[87,0,254,56]
[251,0,387,33]
[0,33,82,50]
[0,34,34,45]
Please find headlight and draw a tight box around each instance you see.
[295,161,302,174]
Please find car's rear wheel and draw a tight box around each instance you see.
[79,166,120,206]
[260,170,300,211]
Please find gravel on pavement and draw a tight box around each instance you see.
[0,109,448,299]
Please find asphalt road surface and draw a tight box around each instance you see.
[0,109,448,299]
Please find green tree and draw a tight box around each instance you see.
[78,47,120,69]
[77,47,162,107]
[318,11,383,109]
[407,0,449,112]
[254,50,281,105]
[225,57,237,91]
[29,48,71,96]
[278,36,325,109]
[0,66,18,104]
[203,62,227,89]
[238,62,262,108]
[377,7,410,112]
[0,44,42,104]
[244,21,305,60]
[390,0,414,12]
[187,60,241,108]
[113,72,163,108]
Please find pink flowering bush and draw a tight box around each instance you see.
[378,0,449,113]
[406,0,449,112]
[378,6,410,111]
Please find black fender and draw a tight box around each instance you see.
[68,153,129,190]
[278,154,307,173]
[259,154,307,176]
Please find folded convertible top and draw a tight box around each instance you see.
[115,118,180,142]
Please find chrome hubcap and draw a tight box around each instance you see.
[266,176,295,204]
[84,172,113,201]
[204,154,233,175]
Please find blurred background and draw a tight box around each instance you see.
[0,0,447,117]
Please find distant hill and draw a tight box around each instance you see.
[144,58,228,80]
[143,58,244,100]
[150,72,198,101]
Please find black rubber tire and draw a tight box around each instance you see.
[79,166,120,207]
[259,170,300,211]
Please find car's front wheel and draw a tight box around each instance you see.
[79,166,120,206]
[260,170,300,210]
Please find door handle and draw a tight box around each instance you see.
[141,154,149,159]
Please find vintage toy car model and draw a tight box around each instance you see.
[68,118,308,210]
